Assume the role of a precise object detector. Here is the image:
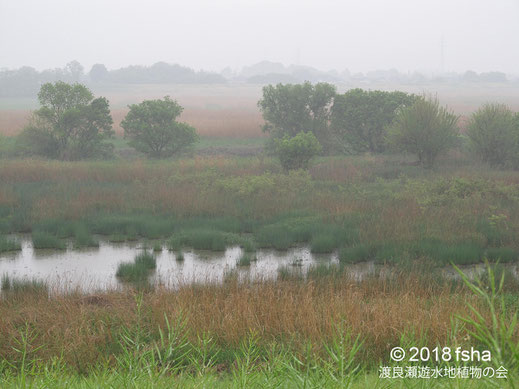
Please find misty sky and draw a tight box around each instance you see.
[1,0,518,74]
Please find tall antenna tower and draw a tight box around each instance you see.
[440,35,445,73]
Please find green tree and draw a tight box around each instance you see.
[121,96,198,158]
[258,82,336,153]
[467,103,518,167]
[18,81,114,160]
[274,131,322,170]
[386,96,459,167]
[331,89,417,153]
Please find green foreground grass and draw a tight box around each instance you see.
[0,264,517,388]
[1,368,513,388]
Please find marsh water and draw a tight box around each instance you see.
[0,235,342,292]
[1,235,518,293]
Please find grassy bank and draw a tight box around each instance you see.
[1,154,519,265]
[0,266,517,387]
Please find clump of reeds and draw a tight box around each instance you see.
[237,253,256,267]
[0,236,21,253]
[1,274,48,294]
[108,234,127,243]
[116,251,156,284]
[339,244,375,264]
[152,241,163,252]
[310,234,337,254]
[168,229,240,251]
[31,231,66,250]
[241,238,256,253]
[73,225,99,248]
[485,247,518,263]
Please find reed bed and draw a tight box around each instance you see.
[0,107,265,138]
[0,272,483,369]
[1,155,519,265]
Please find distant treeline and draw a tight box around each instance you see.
[0,60,515,97]
[0,61,226,97]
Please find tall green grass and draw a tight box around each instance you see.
[455,262,519,372]
[255,216,359,251]
[413,239,484,265]
[116,252,156,285]
[236,253,256,267]
[73,225,98,248]
[339,244,376,264]
[31,231,66,250]
[168,229,241,251]
[0,236,21,253]
[1,274,48,294]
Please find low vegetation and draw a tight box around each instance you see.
[116,251,156,285]
[1,82,519,387]
[0,154,518,265]
[236,253,256,267]
[1,274,48,294]
[0,236,21,252]
[0,265,516,387]
[31,231,66,250]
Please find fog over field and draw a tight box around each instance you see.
[1,0,518,74]
[2,1,519,388]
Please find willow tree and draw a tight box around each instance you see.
[387,96,459,167]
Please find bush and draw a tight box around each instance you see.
[274,131,322,171]
[467,103,519,168]
[121,96,199,158]
[331,89,417,153]
[387,96,459,167]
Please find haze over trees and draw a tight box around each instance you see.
[330,89,418,153]
[1,60,514,99]
[258,82,336,153]
[386,96,459,167]
[467,103,519,168]
[18,81,114,160]
[121,97,199,159]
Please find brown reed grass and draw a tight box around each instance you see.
[0,108,265,138]
[0,273,483,370]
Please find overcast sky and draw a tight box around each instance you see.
[1,0,518,74]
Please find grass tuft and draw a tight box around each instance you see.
[339,244,375,264]
[32,231,66,250]
[485,247,518,263]
[0,236,21,253]
[74,225,98,248]
[1,274,48,294]
[116,251,156,284]
[310,234,337,254]
[237,253,256,267]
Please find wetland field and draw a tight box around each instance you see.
[0,84,518,388]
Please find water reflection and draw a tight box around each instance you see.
[1,235,517,293]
